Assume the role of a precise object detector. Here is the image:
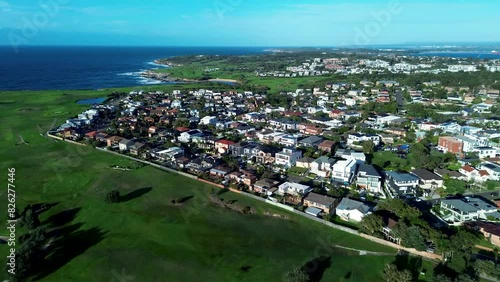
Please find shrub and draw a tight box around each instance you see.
[105,190,120,204]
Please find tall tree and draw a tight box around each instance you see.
[362,140,376,155]
[359,214,384,236]
[283,268,309,282]
[383,264,413,282]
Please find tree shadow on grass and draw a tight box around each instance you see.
[34,226,107,281]
[217,188,230,196]
[170,195,194,204]
[120,187,153,203]
[178,195,194,203]
[43,208,81,227]
[344,271,352,280]
[392,255,423,280]
[301,256,332,282]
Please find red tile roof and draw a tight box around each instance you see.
[175,127,190,132]
[216,139,236,146]
[479,170,490,177]
[85,131,97,138]
[461,165,475,173]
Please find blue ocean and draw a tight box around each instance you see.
[1,46,499,91]
[0,46,266,91]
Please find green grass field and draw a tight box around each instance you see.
[0,89,436,281]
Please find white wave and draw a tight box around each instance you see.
[118,71,143,76]
[136,76,164,85]
[146,61,169,68]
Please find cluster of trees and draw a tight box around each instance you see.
[4,205,48,281]
[408,142,456,171]
[360,199,483,281]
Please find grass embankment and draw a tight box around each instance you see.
[0,89,435,281]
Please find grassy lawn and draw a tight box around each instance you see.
[0,89,428,282]
[288,166,308,175]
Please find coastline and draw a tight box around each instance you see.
[140,59,239,85]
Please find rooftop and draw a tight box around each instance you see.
[358,164,381,178]
[304,192,336,207]
[337,198,372,214]
[442,197,497,213]
[411,169,443,181]
[385,171,420,182]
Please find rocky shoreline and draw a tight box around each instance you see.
[140,59,200,83]
[140,59,238,84]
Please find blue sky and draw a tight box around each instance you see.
[0,0,499,46]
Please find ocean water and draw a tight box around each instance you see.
[0,46,266,91]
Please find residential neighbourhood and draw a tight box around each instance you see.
[50,73,500,253]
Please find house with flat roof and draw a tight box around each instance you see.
[440,197,500,225]
[384,171,420,197]
[275,148,303,168]
[277,182,312,197]
[411,169,443,195]
[331,159,359,185]
[356,164,382,194]
[479,162,500,181]
[253,178,281,195]
[472,147,497,159]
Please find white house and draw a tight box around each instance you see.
[454,135,487,153]
[310,156,336,178]
[277,182,312,197]
[440,197,500,225]
[478,162,500,181]
[154,147,184,162]
[331,159,358,185]
[472,147,497,159]
[347,133,381,146]
[384,171,420,196]
[199,116,218,126]
[439,122,462,134]
[119,139,134,152]
[171,100,182,108]
[344,98,356,106]
[356,164,382,194]
[459,165,486,183]
[335,198,372,222]
[178,129,204,143]
[275,148,303,167]
[279,135,299,147]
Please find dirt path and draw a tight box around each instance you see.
[333,245,397,256]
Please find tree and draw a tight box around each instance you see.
[23,209,40,230]
[283,268,309,282]
[383,264,413,282]
[327,187,349,198]
[105,190,121,204]
[474,260,500,279]
[8,227,47,281]
[359,214,384,236]
[362,140,376,155]
[377,199,422,223]
[408,142,431,169]
[392,223,427,251]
